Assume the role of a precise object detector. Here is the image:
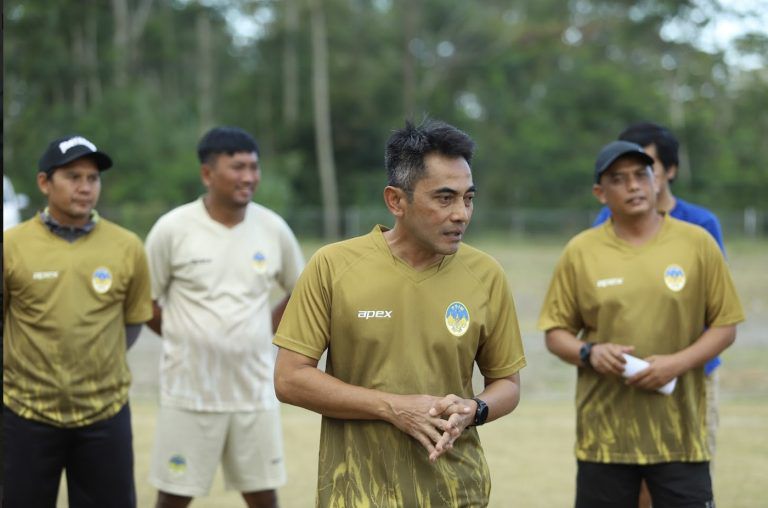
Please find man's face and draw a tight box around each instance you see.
[593,155,658,218]
[202,151,261,208]
[399,153,475,256]
[37,157,101,226]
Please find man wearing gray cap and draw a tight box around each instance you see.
[3,134,152,507]
[537,140,744,506]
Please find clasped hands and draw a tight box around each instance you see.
[589,343,680,391]
[387,393,476,463]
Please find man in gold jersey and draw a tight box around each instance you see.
[273,119,526,507]
[538,140,744,507]
[3,135,153,507]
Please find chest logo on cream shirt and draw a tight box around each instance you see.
[664,264,686,292]
[445,301,470,337]
[596,277,624,288]
[252,251,267,273]
[91,267,113,294]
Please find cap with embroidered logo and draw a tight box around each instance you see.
[38,135,113,174]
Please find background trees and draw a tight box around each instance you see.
[4,0,767,237]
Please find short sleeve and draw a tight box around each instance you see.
[475,267,526,379]
[144,216,172,302]
[537,247,584,335]
[275,219,305,293]
[702,237,744,328]
[273,250,332,360]
[123,238,153,324]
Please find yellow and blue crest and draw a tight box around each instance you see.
[168,454,187,477]
[663,264,686,292]
[91,267,112,294]
[252,251,267,273]
[445,301,470,337]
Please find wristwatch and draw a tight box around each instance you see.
[472,397,489,426]
[579,342,594,368]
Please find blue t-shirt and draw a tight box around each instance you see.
[593,198,725,375]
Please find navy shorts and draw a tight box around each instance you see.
[3,403,136,508]
[576,460,714,508]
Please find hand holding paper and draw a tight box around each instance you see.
[622,354,677,395]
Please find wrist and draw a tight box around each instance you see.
[579,342,594,368]
[471,397,489,426]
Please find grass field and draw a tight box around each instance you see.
[59,237,768,507]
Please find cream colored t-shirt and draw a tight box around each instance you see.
[146,199,304,411]
[274,225,526,507]
[538,216,744,463]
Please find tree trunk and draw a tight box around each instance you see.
[86,11,103,104]
[282,0,300,128]
[196,11,214,133]
[111,0,155,87]
[310,0,340,239]
[111,0,129,87]
[401,0,419,118]
[72,21,87,113]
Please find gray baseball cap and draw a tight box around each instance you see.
[594,140,653,183]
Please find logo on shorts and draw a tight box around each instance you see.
[168,454,187,477]
[663,264,686,292]
[252,251,267,273]
[91,267,112,293]
[445,301,470,337]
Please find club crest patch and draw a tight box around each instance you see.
[168,454,187,477]
[664,264,686,292]
[445,301,470,337]
[252,251,267,273]
[91,267,113,294]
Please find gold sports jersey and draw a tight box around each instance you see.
[3,215,153,427]
[274,225,526,507]
[538,216,744,464]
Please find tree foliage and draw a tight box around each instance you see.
[4,0,767,237]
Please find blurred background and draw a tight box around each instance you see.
[4,1,768,506]
[4,0,768,240]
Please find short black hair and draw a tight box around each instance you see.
[385,119,475,196]
[197,126,260,164]
[618,122,679,171]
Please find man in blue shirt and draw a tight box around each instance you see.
[593,121,725,508]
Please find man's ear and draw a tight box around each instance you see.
[592,183,606,204]
[200,163,212,189]
[666,164,678,182]
[383,186,407,217]
[36,172,51,196]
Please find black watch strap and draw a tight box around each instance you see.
[472,397,489,426]
[579,342,594,368]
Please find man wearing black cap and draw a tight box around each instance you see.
[2,135,153,507]
[537,140,744,506]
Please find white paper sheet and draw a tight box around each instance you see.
[622,353,677,395]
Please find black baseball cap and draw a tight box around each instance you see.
[38,135,113,174]
[594,140,654,183]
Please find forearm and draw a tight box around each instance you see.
[670,325,736,374]
[476,373,521,423]
[544,328,583,366]
[146,300,162,336]
[274,349,396,422]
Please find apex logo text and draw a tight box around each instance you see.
[357,310,393,319]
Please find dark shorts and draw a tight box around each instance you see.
[576,460,714,508]
[3,403,136,508]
